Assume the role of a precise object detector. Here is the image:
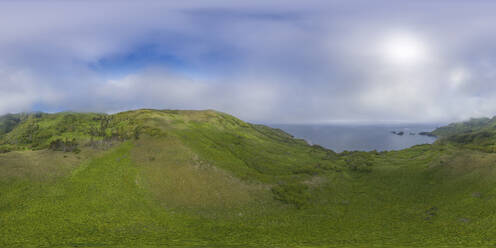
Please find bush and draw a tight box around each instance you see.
[0,145,12,153]
[344,153,373,173]
[49,138,79,153]
[271,183,311,209]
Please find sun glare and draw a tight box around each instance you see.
[378,31,429,66]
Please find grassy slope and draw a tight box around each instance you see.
[431,117,496,152]
[1,109,496,247]
[431,117,496,137]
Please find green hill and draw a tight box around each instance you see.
[431,117,496,138]
[1,109,496,247]
[430,117,496,152]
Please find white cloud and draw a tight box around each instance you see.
[0,65,60,113]
[0,1,495,123]
[449,67,470,90]
[91,69,282,122]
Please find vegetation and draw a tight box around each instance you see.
[1,109,496,247]
[431,117,496,137]
[429,118,496,152]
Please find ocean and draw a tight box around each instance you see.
[271,124,441,152]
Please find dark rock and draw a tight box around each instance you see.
[419,132,437,137]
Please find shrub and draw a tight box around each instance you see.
[344,153,373,173]
[0,145,12,153]
[49,138,79,153]
[271,183,311,209]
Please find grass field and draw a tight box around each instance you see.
[1,109,496,247]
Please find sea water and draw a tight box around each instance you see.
[271,124,440,152]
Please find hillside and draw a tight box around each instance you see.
[1,109,496,247]
[431,117,496,137]
[430,117,496,153]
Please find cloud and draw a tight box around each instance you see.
[90,68,283,122]
[0,64,61,114]
[0,1,496,123]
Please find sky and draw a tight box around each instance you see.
[1,0,496,124]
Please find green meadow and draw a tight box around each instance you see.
[1,109,496,247]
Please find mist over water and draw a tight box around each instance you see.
[271,124,440,152]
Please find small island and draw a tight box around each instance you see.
[391,131,404,136]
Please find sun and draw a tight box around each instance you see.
[378,31,429,66]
